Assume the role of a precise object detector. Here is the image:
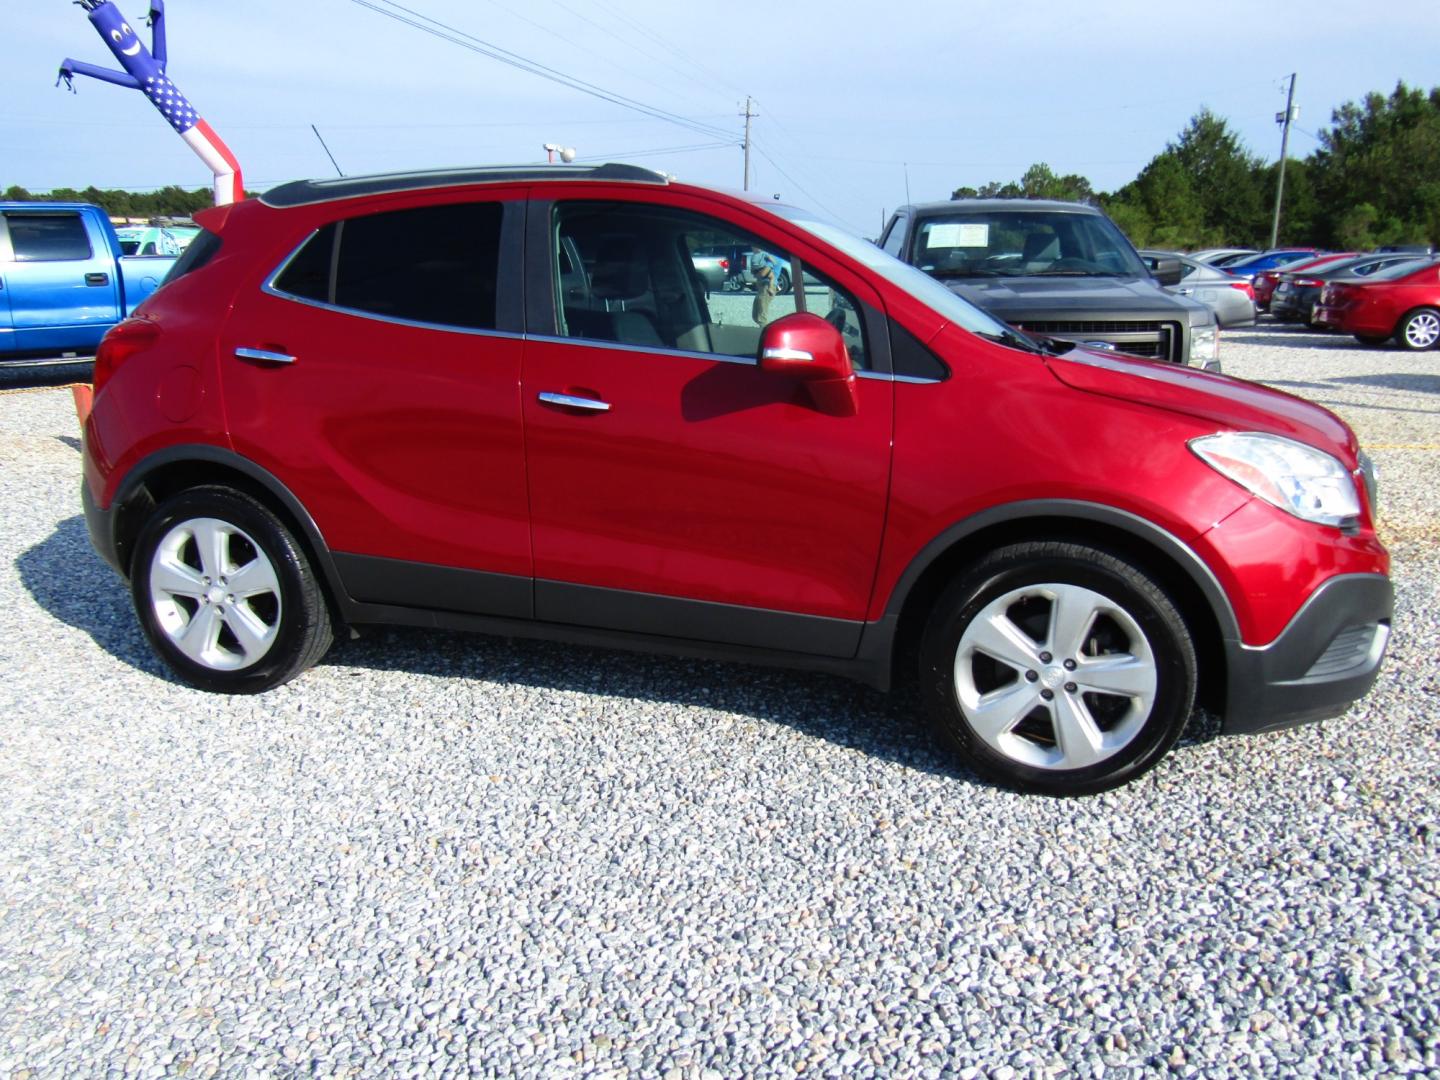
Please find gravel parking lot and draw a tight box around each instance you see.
[1,327,1436,1079]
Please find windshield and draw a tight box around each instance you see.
[905,208,1149,279]
[770,205,1019,341]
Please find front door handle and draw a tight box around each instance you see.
[538,391,610,412]
[85,272,110,286]
[234,346,297,365]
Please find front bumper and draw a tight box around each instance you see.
[1222,573,1392,735]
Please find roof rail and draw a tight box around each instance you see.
[261,163,671,209]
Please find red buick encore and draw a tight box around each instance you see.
[80,165,1392,794]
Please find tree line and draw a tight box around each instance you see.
[0,183,250,220]
[954,81,1439,251]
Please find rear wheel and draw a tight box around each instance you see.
[776,269,792,294]
[919,542,1196,796]
[1397,308,1440,351]
[131,486,332,693]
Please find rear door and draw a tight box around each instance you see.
[217,193,535,619]
[520,194,893,656]
[0,209,122,354]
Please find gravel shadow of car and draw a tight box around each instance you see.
[21,516,1224,786]
[1331,373,1440,396]
[16,515,166,678]
[19,516,971,782]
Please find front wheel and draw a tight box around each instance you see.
[1396,308,1440,351]
[919,542,1196,796]
[130,486,333,693]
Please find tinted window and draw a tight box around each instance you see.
[162,229,223,287]
[273,223,336,302]
[335,203,502,330]
[6,213,93,261]
[552,202,869,370]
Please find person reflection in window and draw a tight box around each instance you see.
[750,246,785,325]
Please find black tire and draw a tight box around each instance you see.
[776,269,792,294]
[918,542,1196,796]
[1354,334,1389,346]
[130,486,332,693]
[1396,307,1440,351]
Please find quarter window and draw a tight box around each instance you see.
[272,203,503,330]
[6,213,93,262]
[551,202,869,369]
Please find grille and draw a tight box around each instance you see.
[1017,320,1181,362]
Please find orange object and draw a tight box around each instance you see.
[71,382,94,427]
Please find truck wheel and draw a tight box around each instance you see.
[919,542,1196,796]
[130,486,332,693]
[1396,308,1440,351]
[777,269,792,294]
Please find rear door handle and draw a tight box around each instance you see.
[538,391,610,412]
[234,346,297,365]
[85,272,110,286]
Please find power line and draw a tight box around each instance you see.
[342,0,736,144]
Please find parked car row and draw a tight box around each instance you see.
[1313,257,1440,349]
[1138,250,1255,328]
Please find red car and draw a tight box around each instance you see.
[81,165,1392,795]
[1253,252,1354,312]
[1314,258,1440,349]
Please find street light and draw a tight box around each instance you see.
[543,143,576,164]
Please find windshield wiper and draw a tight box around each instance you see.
[978,327,1044,354]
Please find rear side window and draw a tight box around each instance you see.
[161,229,222,286]
[273,203,503,331]
[6,213,93,261]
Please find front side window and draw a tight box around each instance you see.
[550,202,869,369]
[272,203,503,330]
[6,213,93,262]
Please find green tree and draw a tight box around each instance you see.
[1310,82,1440,248]
[1167,109,1267,244]
[952,162,1096,203]
[1255,156,1319,245]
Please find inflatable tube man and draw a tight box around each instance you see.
[58,1,244,205]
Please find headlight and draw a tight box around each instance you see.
[1190,432,1361,527]
[1191,325,1219,368]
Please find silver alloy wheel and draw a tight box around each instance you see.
[954,583,1157,771]
[148,516,282,671]
[1403,311,1439,349]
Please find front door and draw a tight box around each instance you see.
[522,197,892,656]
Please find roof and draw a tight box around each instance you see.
[261,162,671,209]
[898,198,1104,216]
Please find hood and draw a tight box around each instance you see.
[943,276,1211,322]
[1044,347,1358,460]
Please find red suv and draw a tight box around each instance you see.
[80,165,1392,795]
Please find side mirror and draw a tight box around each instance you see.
[1151,257,1183,286]
[758,312,857,416]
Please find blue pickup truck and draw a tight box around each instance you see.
[1,202,178,367]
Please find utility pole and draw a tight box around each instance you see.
[1270,73,1297,249]
[740,96,757,191]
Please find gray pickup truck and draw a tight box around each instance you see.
[1,202,178,367]
[878,198,1220,370]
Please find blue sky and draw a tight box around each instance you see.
[4,0,1437,235]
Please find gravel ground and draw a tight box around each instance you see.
[1,327,1437,1079]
